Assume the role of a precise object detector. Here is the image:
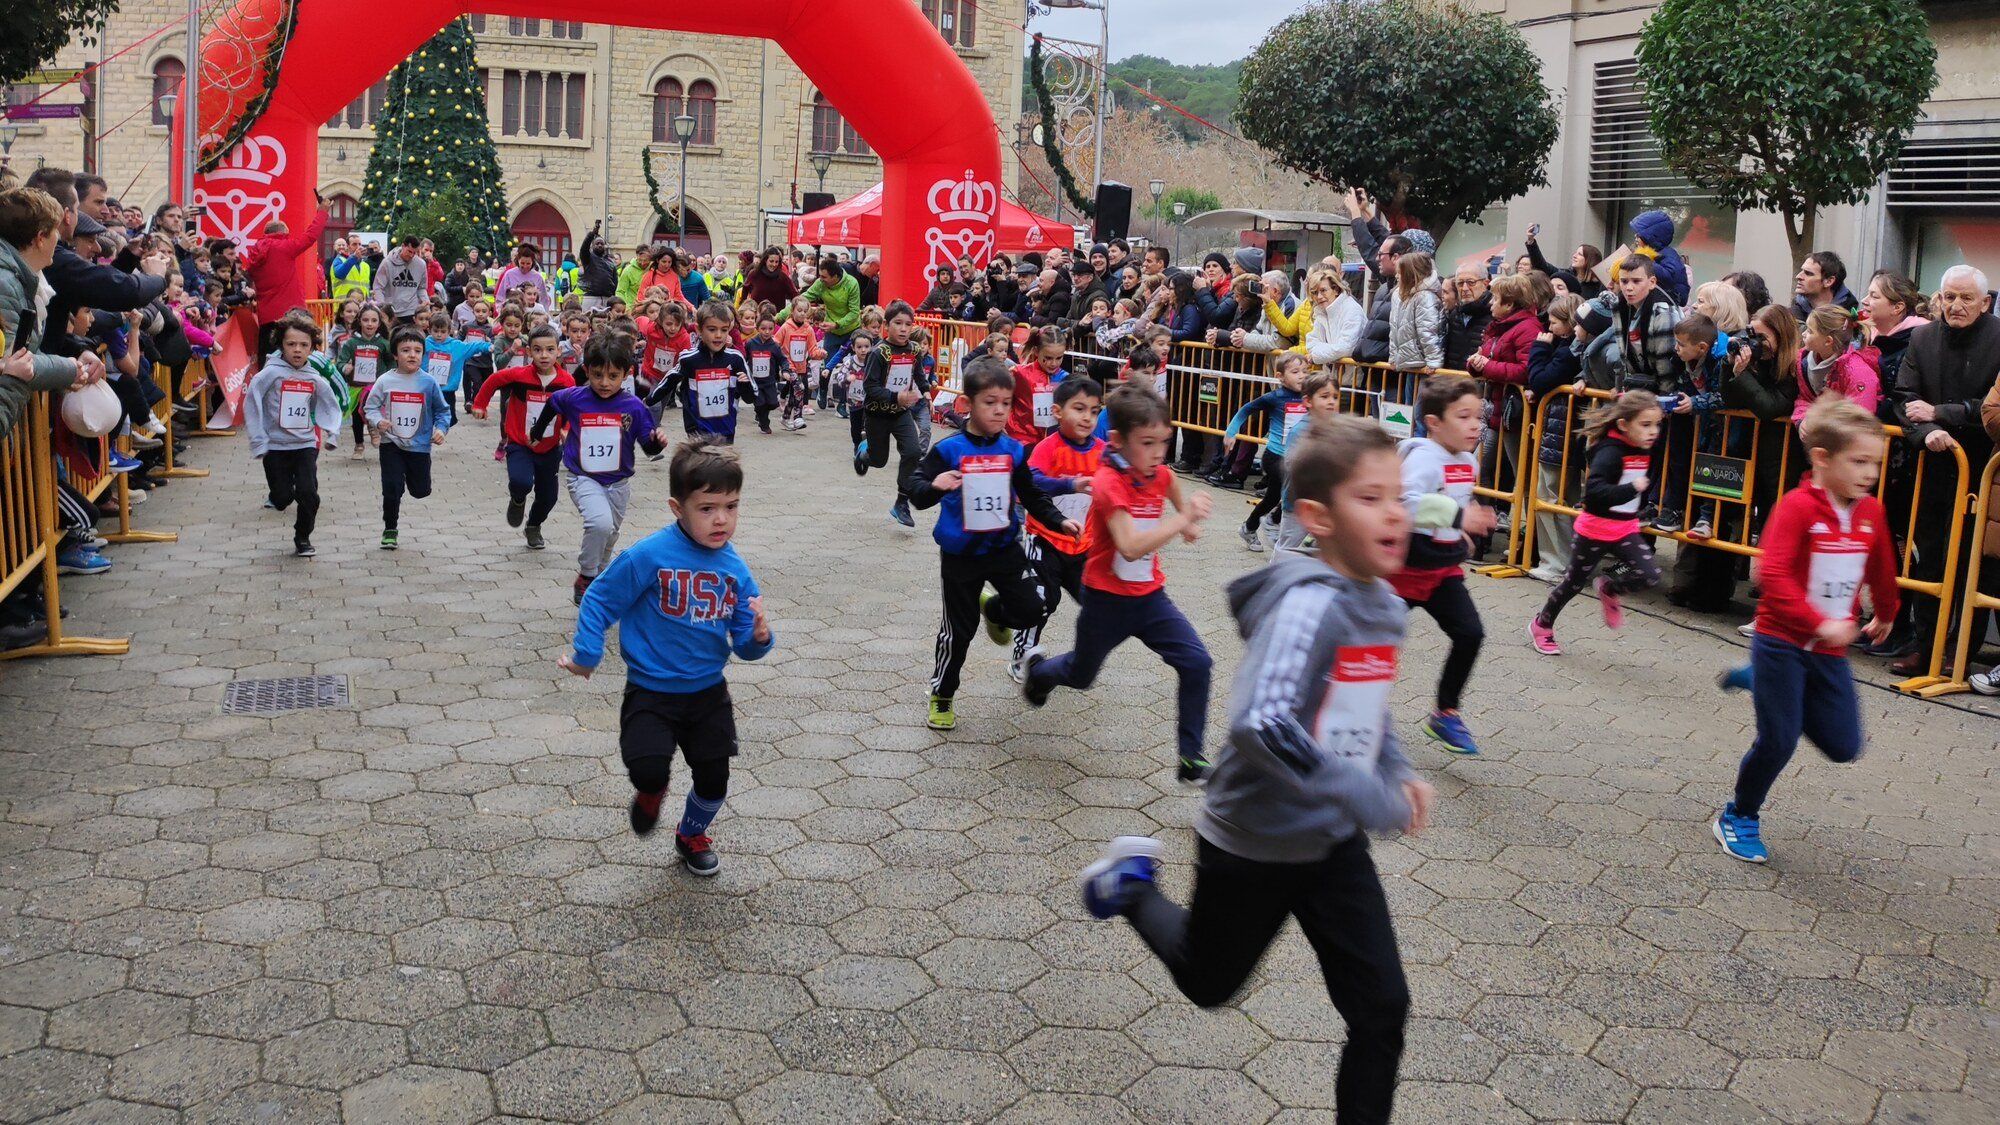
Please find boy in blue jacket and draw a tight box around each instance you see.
[908,354,1079,732]
[662,300,753,442]
[561,437,773,876]
[421,312,491,423]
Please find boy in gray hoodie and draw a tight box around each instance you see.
[1078,414,1436,1125]
[242,314,343,556]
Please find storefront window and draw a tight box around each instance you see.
[1907,215,2000,295]
[1605,199,1736,289]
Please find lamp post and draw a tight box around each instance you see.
[182,0,199,218]
[809,150,831,196]
[1148,177,1164,247]
[0,123,18,174]
[672,112,695,245]
[1172,199,1186,261]
[1041,0,1109,193]
[158,94,178,200]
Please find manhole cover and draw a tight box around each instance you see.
[222,675,351,715]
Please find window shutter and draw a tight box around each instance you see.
[1886,137,2000,209]
[1588,59,1709,204]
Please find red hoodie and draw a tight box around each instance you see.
[1475,305,1541,385]
[471,363,576,453]
[1754,477,1899,655]
[1007,360,1055,445]
[243,207,329,326]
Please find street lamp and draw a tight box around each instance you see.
[1172,199,1186,261]
[0,123,18,173]
[157,95,178,202]
[809,150,832,196]
[672,112,696,245]
[1148,177,1164,246]
[1040,0,1109,193]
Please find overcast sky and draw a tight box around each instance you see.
[1027,0,1294,66]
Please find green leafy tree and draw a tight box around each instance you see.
[357,18,510,257]
[1236,0,1558,242]
[1636,0,1936,265]
[2,0,116,87]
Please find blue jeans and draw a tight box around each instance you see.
[1029,588,1212,763]
[505,444,562,527]
[1732,633,1863,817]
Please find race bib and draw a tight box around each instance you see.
[425,350,452,382]
[522,390,550,437]
[1283,401,1310,444]
[1613,455,1649,515]
[652,347,671,373]
[280,378,316,436]
[695,369,733,419]
[960,454,1013,533]
[1435,461,1478,544]
[1114,495,1163,583]
[1312,645,1397,767]
[1033,389,1055,430]
[1053,491,1092,525]
[789,339,809,365]
[387,391,424,440]
[1809,528,1868,623]
[887,359,914,394]
[578,413,621,473]
[352,347,379,384]
[752,354,772,380]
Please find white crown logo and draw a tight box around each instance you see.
[205,134,287,185]
[1025,223,1044,245]
[927,170,997,225]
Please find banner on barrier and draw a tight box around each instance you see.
[1379,400,1415,440]
[1198,376,1220,406]
[205,311,259,429]
[1691,452,1749,501]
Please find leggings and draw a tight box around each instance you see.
[350,390,374,447]
[1536,532,1659,628]
[1246,449,1285,531]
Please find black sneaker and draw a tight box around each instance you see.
[506,498,526,527]
[293,539,316,557]
[629,794,661,836]
[573,574,592,605]
[676,832,720,876]
[1022,653,1052,708]
[525,524,545,551]
[1651,510,1683,533]
[1177,756,1212,784]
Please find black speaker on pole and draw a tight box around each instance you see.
[801,191,835,215]
[1092,182,1132,243]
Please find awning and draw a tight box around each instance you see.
[787,184,1070,256]
[1180,208,1354,233]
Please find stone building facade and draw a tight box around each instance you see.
[4,2,1025,261]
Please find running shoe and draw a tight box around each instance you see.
[1239,524,1264,552]
[105,450,141,474]
[1713,804,1768,863]
[573,573,592,605]
[524,524,545,551]
[1177,755,1212,784]
[675,832,720,876]
[1717,664,1753,693]
[506,498,525,527]
[380,529,398,550]
[55,547,111,575]
[980,589,1011,646]
[1079,835,1162,920]
[926,694,956,731]
[294,539,316,558]
[1595,577,1625,630]
[890,498,915,528]
[1529,617,1561,655]
[1423,710,1480,755]
[854,440,869,477]
[1022,653,1052,708]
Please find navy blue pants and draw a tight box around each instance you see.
[1732,633,1864,818]
[1030,587,1212,764]
[505,444,562,528]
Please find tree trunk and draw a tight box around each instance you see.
[1784,206,1816,274]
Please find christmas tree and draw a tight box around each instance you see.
[356,17,511,257]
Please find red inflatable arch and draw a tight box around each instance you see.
[175,0,1002,303]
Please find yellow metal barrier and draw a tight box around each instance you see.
[305,299,340,328]
[1927,451,2000,699]
[152,354,207,480]
[0,394,130,661]
[1517,386,1969,695]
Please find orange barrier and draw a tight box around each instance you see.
[0,395,130,661]
[152,353,208,480]
[1518,386,1970,695]
[305,299,340,328]
[1927,451,2000,698]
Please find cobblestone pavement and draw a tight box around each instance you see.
[1,414,1996,1124]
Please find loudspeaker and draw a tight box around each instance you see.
[801,191,835,215]
[1092,182,1132,243]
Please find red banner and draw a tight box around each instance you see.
[206,310,259,429]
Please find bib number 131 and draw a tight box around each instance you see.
[960,455,1012,532]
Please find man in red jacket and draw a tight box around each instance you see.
[243,190,330,359]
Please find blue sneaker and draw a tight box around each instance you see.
[1079,836,1162,920]
[1717,664,1753,693]
[853,440,869,477]
[1713,803,1768,863]
[56,546,111,575]
[1423,710,1479,756]
[890,497,914,528]
[105,450,141,474]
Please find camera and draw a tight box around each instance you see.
[1728,332,1768,362]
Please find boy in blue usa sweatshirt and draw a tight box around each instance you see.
[560,437,773,877]
[907,355,1078,733]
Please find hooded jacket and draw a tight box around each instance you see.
[1351,211,1394,363]
[1791,347,1880,423]
[1443,292,1492,371]
[1388,274,1444,372]
[243,208,330,326]
[1202,552,1416,863]
[578,229,617,298]
[0,239,85,444]
[1628,210,1689,305]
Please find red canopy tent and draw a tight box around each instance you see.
[789,183,1070,256]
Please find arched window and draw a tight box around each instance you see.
[652,77,717,145]
[512,200,572,260]
[810,93,871,157]
[648,209,711,257]
[319,193,358,261]
[686,80,717,145]
[150,59,184,126]
[652,78,682,144]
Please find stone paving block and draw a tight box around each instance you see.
[260,1019,408,1089]
[107,1033,259,1108]
[339,1065,492,1125]
[0,1047,108,1123]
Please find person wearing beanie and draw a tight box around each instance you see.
[1232,246,1266,278]
[1402,230,1437,258]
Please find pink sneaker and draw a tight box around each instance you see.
[1529,618,1561,655]
[1596,578,1624,629]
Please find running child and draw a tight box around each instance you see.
[909,355,1081,732]
[740,313,785,435]
[421,312,491,424]
[1529,390,1664,653]
[637,301,690,402]
[856,301,931,529]
[1076,414,1431,1125]
[1095,345,1163,442]
[337,304,390,458]
[1274,366,1344,551]
[666,300,754,443]
[773,299,822,433]
[1393,375,1500,755]
[471,323,575,550]
[834,330,875,445]
[1712,398,1898,863]
[1011,376,1104,682]
[1023,384,1216,782]
[362,326,454,550]
[243,314,343,557]
[560,437,774,877]
[530,333,669,603]
[1221,351,1310,552]
[1007,326,1065,446]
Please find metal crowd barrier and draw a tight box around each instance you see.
[1519,386,1970,696]
[305,299,340,328]
[1930,450,2000,699]
[0,395,132,661]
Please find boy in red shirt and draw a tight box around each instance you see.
[1713,398,1899,864]
[1008,326,1065,446]
[471,324,575,551]
[1013,377,1105,682]
[1024,384,1216,781]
